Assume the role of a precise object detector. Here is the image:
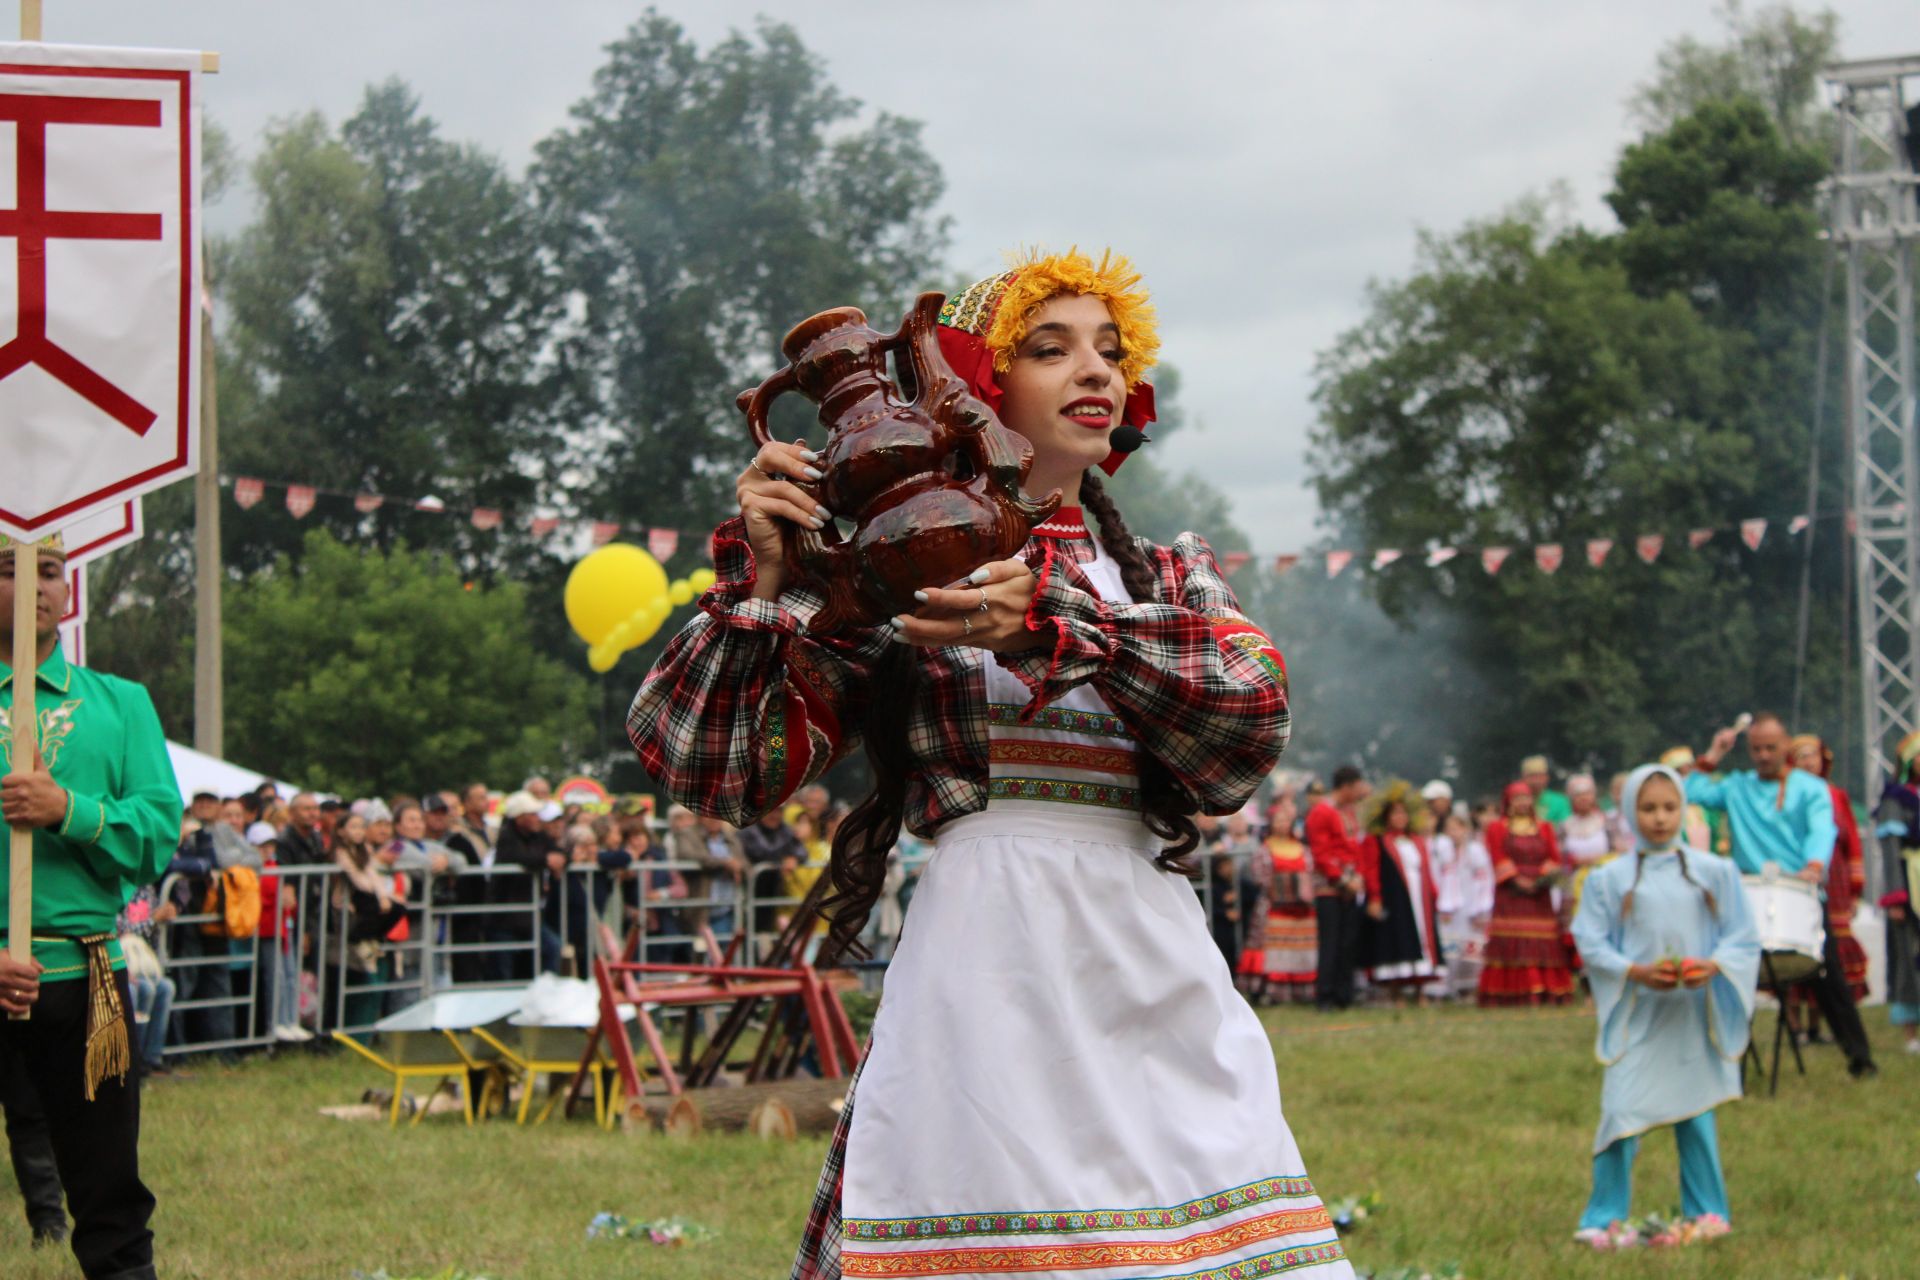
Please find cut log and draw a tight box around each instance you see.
[640,1076,846,1136]
[663,1095,702,1140]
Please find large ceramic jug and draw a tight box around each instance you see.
[738,291,1060,633]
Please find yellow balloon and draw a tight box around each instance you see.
[688,568,717,593]
[565,544,668,646]
[669,579,694,606]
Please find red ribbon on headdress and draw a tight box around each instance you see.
[935,327,1155,476]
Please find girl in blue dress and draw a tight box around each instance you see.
[1570,764,1760,1248]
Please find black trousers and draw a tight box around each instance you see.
[1,1046,65,1233]
[1314,894,1360,1009]
[1806,935,1875,1071]
[0,973,154,1278]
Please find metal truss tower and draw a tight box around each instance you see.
[1827,55,1920,799]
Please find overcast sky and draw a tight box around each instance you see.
[31,1,1917,551]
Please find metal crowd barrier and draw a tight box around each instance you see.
[150,856,816,1057]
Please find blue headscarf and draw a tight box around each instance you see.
[1619,763,1688,854]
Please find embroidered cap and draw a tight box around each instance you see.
[0,530,66,557]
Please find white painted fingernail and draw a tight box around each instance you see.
[969,567,992,584]
[912,590,928,603]
[802,466,824,481]
[808,516,825,529]
[815,504,832,520]
[889,616,906,630]
[799,448,821,462]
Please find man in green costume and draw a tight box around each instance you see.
[0,531,181,1280]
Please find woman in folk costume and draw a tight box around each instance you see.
[1356,782,1440,1000]
[1788,735,1868,1002]
[1876,731,1920,1055]
[1255,791,1318,1003]
[1478,781,1573,1005]
[1558,773,1615,968]
[630,249,1351,1280]
[1570,765,1759,1248]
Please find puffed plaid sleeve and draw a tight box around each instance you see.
[627,517,888,824]
[998,531,1289,814]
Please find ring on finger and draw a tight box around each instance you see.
[976,588,990,613]
[962,615,973,638]
[750,460,771,480]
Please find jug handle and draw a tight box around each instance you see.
[738,366,799,450]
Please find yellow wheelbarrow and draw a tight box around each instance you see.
[331,988,526,1127]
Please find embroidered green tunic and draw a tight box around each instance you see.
[0,648,181,980]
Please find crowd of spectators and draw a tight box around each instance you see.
[134,777,902,1067]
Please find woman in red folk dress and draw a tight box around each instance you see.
[1253,791,1318,1003]
[630,250,1352,1280]
[1791,735,1869,1002]
[1478,781,1574,1006]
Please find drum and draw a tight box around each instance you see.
[1740,873,1825,983]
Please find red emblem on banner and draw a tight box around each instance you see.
[1740,518,1767,551]
[1534,544,1563,574]
[1688,529,1714,550]
[1586,539,1613,568]
[353,493,384,514]
[1481,547,1510,575]
[471,507,501,531]
[233,477,263,510]
[648,527,679,562]
[1636,534,1663,564]
[1326,550,1354,578]
[591,521,621,546]
[286,485,315,519]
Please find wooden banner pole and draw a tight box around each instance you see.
[9,542,37,1019]
[20,0,43,41]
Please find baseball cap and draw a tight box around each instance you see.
[246,821,279,846]
[501,791,540,819]
[422,793,451,814]
[537,801,564,822]
[1420,780,1453,803]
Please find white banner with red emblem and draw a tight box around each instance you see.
[0,43,204,540]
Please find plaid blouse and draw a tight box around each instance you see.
[628,511,1290,838]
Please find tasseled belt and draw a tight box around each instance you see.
[14,932,131,1100]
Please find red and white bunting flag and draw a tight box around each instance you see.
[286,485,316,519]
[1586,538,1613,568]
[1636,534,1664,564]
[529,516,560,537]
[233,477,263,509]
[1221,551,1252,574]
[354,493,385,514]
[1371,548,1402,570]
[1535,544,1563,574]
[1326,550,1354,579]
[1740,518,1767,551]
[471,508,502,531]
[648,527,680,562]
[1482,547,1511,575]
[1426,547,1459,568]
[1273,554,1300,576]
[591,521,621,546]
[415,496,446,513]
[1788,514,1809,536]
[1688,528,1714,550]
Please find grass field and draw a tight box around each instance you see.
[0,1001,1908,1280]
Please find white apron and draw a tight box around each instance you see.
[839,542,1350,1280]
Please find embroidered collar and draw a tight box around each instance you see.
[0,646,72,695]
[1031,507,1090,540]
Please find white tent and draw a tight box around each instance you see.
[165,740,300,804]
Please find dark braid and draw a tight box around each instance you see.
[819,642,917,963]
[1081,470,1203,872]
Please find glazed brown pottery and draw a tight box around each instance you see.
[738,291,1060,633]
